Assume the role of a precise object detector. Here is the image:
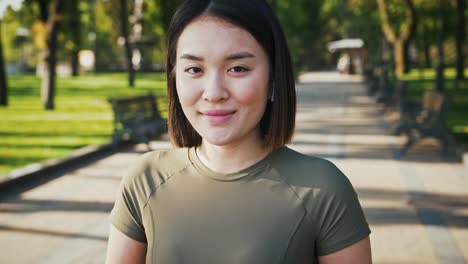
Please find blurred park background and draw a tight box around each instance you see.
[0,0,467,176]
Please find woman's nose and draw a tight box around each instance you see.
[202,72,229,103]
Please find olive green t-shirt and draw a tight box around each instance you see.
[110,146,370,263]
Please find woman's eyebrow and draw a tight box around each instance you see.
[180,54,203,61]
[179,52,256,61]
[225,52,256,60]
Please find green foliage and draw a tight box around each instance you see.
[1,4,37,65]
[321,0,382,63]
[413,0,459,66]
[1,0,465,76]
[149,0,183,64]
[384,1,410,36]
[92,1,123,70]
[0,73,168,176]
[276,0,325,71]
[153,0,183,33]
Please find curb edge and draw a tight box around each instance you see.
[0,143,116,191]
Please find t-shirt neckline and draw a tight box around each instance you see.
[188,146,283,182]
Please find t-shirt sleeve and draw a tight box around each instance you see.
[110,153,154,243]
[313,162,371,256]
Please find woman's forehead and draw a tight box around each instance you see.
[176,16,264,59]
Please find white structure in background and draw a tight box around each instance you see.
[0,0,23,18]
[36,62,72,77]
[327,38,365,75]
[327,38,364,52]
[79,50,95,72]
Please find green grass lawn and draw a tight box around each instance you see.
[401,68,468,146]
[0,73,167,176]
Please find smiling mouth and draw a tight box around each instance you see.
[200,110,236,124]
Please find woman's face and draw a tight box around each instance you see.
[175,16,270,147]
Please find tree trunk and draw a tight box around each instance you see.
[435,0,445,93]
[405,0,417,74]
[376,0,416,77]
[119,0,135,87]
[37,0,49,99]
[267,0,277,11]
[455,0,466,81]
[403,41,411,73]
[70,0,81,76]
[132,0,148,71]
[41,0,65,110]
[38,0,50,22]
[423,42,431,68]
[71,49,79,76]
[394,40,405,77]
[0,21,8,106]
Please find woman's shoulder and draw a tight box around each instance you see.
[146,147,192,172]
[271,146,353,194]
[272,147,366,236]
[119,148,192,191]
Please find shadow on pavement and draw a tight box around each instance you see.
[0,199,113,214]
[0,225,107,241]
[356,187,468,228]
[293,79,459,163]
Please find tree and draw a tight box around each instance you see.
[376,0,416,77]
[154,0,182,35]
[266,0,277,11]
[0,20,7,106]
[147,0,182,69]
[455,0,465,81]
[88,0,124,72]
[276,0,325,71]
[322,0,382,69]
[435,0,445,92]
[414,2,437,69]
[0,0,25,106]
[41,0,65,110]
[119,0,134,87]
[67,0,81,76]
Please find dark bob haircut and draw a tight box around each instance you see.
[166,0,296,151]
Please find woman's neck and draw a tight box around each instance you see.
[197,136,270,174]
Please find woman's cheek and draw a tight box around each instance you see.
[235,76,268,104]
[176,78,199,106]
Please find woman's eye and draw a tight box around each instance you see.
[185,67,203,74]
[229,66,249,73]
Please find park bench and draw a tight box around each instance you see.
[108,93,167,148]
[394,89,451,156]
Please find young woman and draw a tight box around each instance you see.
[106,0,372,263]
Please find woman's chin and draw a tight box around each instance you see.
[199,132,237,147]
[201,137,232,147]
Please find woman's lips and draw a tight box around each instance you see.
[200,109,236,124]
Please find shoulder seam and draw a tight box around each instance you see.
[278,211,307,263]
[141,162,192,211]
[274,164,313,221]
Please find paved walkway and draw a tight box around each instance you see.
[1,72,467,263]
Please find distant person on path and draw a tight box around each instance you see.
[106,0,372,263]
